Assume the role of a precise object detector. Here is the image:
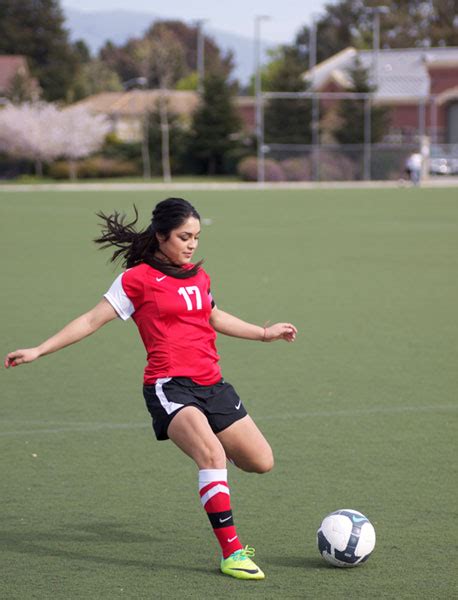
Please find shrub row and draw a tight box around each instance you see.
[48,157,140,179]
[237,153,358,182]
[42,152,365,181]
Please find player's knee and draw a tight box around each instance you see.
[200,444,227,469]
[253,450,274,474]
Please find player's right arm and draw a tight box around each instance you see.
[4,298,118,368]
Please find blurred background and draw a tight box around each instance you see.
[0,0,457,183]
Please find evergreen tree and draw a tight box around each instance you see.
[333,58,389,145]
[264,47,312,145]
[188,74,241,175]
[0,0,78,101]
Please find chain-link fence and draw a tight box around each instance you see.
[264,143,421,182]
[256,91,458,182]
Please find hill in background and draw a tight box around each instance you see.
[64,8,276,85]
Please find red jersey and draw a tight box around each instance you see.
[104,263,221,385]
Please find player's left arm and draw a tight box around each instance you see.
[209,307,297,343]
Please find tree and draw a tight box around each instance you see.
[246,47,301,95]
[0,102,110,178]
[294,0,458,65]
[135,27,186,89]
[0,0,79,101]
[99,20,235,89]
[70,60,123,102]
[145,21,234,81]
[188,74,241,175]
[263,47,312,144]
[4,71,38,104]
[73,40,91,64]
[175,72,199,91]
[0,103,63,175]
[146,105,190,175]
[99,39,141,85]
[134,26,187,181]
[57,106,111,179]
[333,57,389,144]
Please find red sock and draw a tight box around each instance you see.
[199,468,243,559]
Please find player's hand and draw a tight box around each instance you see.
[4,348,41,368]
[264,323,297,343]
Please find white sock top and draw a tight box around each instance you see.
[198,468,228,491]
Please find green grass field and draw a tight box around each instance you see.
[1,188,457,599]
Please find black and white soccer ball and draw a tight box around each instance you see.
[317,509,376,567]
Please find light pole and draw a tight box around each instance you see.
[368,5,389,89]
[254,15,270,184]
[196,19,207,95]
[363,6,388,181]
[309,15,317,75]
[309,14,320,181]
[122,77,151,179]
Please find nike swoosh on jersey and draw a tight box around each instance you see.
[235,400,241,410]
[156,276,167,282]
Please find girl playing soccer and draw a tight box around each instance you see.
[4,197,297,580]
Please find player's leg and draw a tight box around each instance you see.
[203,380,273,474]
[216,414,274,474]
[167,404,226,468]
[167,406,264,579]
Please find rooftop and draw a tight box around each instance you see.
[306,46,458,100]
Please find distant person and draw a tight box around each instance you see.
[4,197,297,581]
[405,152,422,186]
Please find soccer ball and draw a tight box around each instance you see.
[317,509,376,567]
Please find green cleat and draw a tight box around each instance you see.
[220,546,265,580]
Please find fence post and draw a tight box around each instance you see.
[312,92,320,181]
[363,96,372,180]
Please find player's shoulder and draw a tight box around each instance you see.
[120,263,154,291]
[122,262,152,279]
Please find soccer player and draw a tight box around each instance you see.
[4,197,297,580]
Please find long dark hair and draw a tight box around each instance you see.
[94,198,203,279]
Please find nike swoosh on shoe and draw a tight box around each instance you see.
[229,568,260,574]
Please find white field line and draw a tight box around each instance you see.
[0,422,149,437]
[257,403,458,421]
[0,403,456,437]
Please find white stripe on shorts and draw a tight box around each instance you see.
[200,483,230,507]
[155,377,185,415]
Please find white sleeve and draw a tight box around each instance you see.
[104,273,135,320]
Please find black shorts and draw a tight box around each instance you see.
[143,377,248,441]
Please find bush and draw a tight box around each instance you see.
[318,151,358,181]
[371,149,407,180]
[0,154,34,179]
[237,156,285,182]
[101,136,142,162]
[281,157,311,181]
[48,157,140,179]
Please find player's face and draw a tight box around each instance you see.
[157,217,201,265]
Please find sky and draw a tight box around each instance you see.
[61,0,332,44]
